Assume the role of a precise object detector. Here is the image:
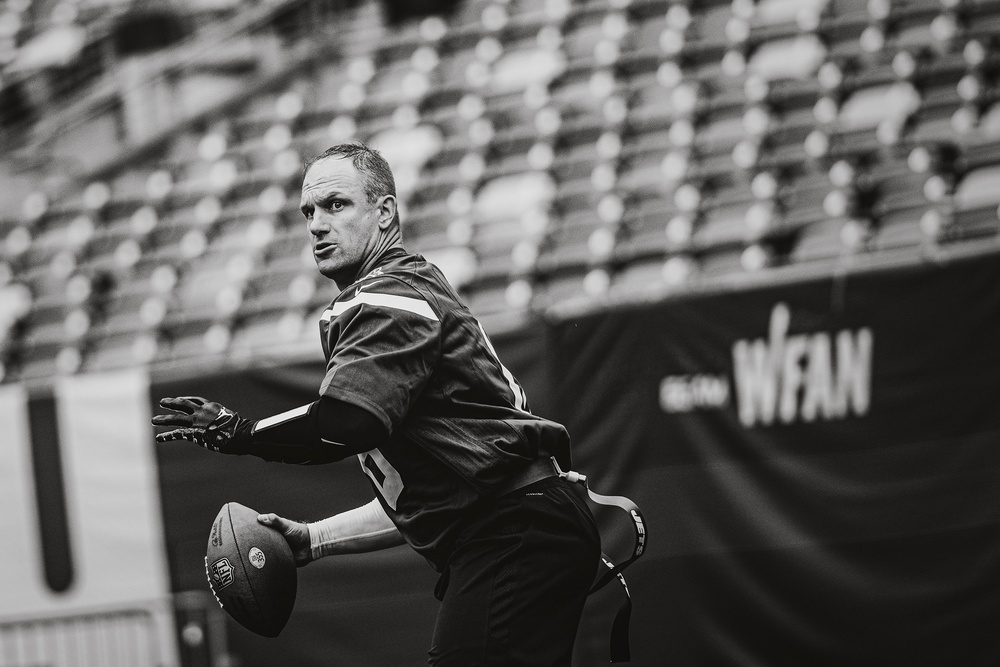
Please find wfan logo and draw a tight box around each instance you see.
[732,303,873,427]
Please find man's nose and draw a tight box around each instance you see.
[308,212,330,236]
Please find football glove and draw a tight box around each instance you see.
[152,396,252,454]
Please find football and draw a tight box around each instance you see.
[205,502,297,637]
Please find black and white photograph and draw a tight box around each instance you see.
[1,0,998,665]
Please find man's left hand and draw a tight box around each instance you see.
[152,396,248,453]
[257,513,313,567]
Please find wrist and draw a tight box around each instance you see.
[307,521,324,561]
[229,417,257,454]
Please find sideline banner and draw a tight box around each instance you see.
[0,370,172,615]
[550,253,1000,665]
[1,370,178,667]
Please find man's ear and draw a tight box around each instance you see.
[377,195,397,229]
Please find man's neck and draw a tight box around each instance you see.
[349,227,405,285]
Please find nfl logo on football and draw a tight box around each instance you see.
[211,558,234,589]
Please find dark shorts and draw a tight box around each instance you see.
[428,477,602,667]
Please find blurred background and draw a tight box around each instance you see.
[1,0,999,665]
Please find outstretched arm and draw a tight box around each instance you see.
[151,395,388,463]
[257,498,405,566]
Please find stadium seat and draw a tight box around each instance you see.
[693,202,753,251]
[791,216,868,264]
[946,164,1000,242]
[607,257,666,301]
[613,196,679,265]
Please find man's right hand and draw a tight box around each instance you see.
[152,396,249,454]
[257,513,312,567]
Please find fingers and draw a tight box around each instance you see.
[154,429,200,444]
[152,396,212,432]
[258,514,312,566]
[151,414,194,427]
[176,396,208,406]
[157,396,207,414]
[257,513,290,531]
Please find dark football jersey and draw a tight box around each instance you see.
[317,248,571,570]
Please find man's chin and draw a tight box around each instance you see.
[316,260,356,285]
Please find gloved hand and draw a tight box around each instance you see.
[152,396,252,453]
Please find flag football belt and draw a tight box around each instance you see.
[551,457,646,664]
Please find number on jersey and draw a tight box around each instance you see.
[359,448,403,510]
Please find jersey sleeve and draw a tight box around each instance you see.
[319,279,442,430]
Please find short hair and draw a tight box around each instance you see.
[304,142,399,225]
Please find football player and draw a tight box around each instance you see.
[153,143,602,665]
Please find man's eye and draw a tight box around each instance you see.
[330,200,344,211]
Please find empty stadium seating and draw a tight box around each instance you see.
[1,0,999,383]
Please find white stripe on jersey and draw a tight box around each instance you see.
[477,322,528,412]
[322,292,439,322]
[359,448,404,510]
[253,403,310,432]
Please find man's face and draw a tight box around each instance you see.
[300,156,385,284]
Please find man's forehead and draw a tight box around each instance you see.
[301,155,363,195]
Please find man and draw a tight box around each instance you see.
[153,142,602,666]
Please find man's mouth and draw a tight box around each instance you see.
[314,242,337,257]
